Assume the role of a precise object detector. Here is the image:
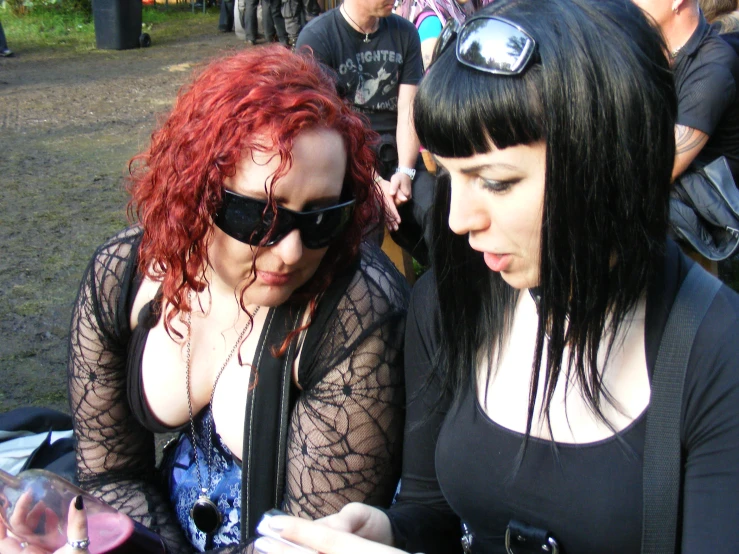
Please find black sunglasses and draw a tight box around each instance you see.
[214,189,355,249]
[431,15,537,75]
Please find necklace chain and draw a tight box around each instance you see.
[185,294,260,497]
[341,4,374,43]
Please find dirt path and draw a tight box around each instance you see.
[0,20,246,413]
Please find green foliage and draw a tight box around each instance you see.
[1,4,219,53]
[3,4,95,51]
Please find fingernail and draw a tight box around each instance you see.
[254,537,273,553]
[269,516,286,531]
[398,193,407,201]
[74,495,84,510]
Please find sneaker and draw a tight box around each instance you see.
[245,39,255,46]
[0,48,13,57]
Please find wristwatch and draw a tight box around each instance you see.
[395,166,416,180]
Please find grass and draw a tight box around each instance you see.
[1,2,220,54]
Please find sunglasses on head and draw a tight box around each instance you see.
[214,189,355,249]
[431,15,537,75]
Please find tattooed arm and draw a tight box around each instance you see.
[672,124,709,182]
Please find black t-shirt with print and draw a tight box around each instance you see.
[296,9,423,135]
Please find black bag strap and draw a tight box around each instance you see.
[239,260,358,542]
[641,263,722,554]
[240,305,302,541]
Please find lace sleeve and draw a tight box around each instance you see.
[283,244,409,517]
[66,229,193,554]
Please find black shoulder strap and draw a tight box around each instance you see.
[239,258,361,542]
[240,305,302,542]
[641,263,722,554]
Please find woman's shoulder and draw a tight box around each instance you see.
[79,226,142,307]
[349,241,412,313]
[89,226,142,269]
[657,261,739,444]
[688,279,739,384]
[296,243,410,386]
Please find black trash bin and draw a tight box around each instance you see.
[93,0,143,50]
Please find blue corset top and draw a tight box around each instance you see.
[162,407,243,551]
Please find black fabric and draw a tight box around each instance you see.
[219,0,234,32]
[674,13,739,183]
[505,520,557,554]
[375,134,400,181]
[642,264,722,554]
[669,155,739,261]
[386,239,739,554]
[67,226,409,553]
[296,10,423,135]
[0,408,77,485]
[240,306,298,541]
[389,154,434,267]
[0,408,72,434]
[720,31,739,57]
[22,433,78,485]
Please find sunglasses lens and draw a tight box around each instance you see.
[215,191,354,249]
[457,17,535,75]
[214,193,272,245]
[299,202,354,249]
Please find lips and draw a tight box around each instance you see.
[483,252,512,272]
[257,270,295,286]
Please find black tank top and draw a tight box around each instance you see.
[436,380,647,553]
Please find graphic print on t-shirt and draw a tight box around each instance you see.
[355,63,393,105]
[337,50,403,113]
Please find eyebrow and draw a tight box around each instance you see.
[458,163,520,175]
[431,155,520,175]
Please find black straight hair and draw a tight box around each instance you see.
[414,0,677,441]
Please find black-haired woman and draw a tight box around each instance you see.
[251,0,739,553]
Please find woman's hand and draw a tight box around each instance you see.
[253,503,404,554]
[0,496,89,554]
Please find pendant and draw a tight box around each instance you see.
[363,34,370,43]
[191,495,222,535]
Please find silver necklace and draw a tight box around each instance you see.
[341,4,374,43]
[185,297,260,535]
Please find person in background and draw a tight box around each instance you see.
[634,0,739,275]
[219,0,235,32]
[393,0,492,69]
[0,20,12,57]
[262,0,290,45]
[283,0,307,46]
[700,0,739,56]
[251,0,739,553]
[700,0,739,31]
[633,0,739,184]
[63,46,408,553]
[296,0,426,263]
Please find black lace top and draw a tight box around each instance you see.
[67,226,409,553]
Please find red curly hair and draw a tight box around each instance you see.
[127,45,381,341]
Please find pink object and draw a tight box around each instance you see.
[0,469,166,553]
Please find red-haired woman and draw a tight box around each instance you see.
[64,45,408,553]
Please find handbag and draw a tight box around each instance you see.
[669,156,739,261]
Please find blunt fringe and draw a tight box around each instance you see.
[127,45,380,344]
[415,0,677,439]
